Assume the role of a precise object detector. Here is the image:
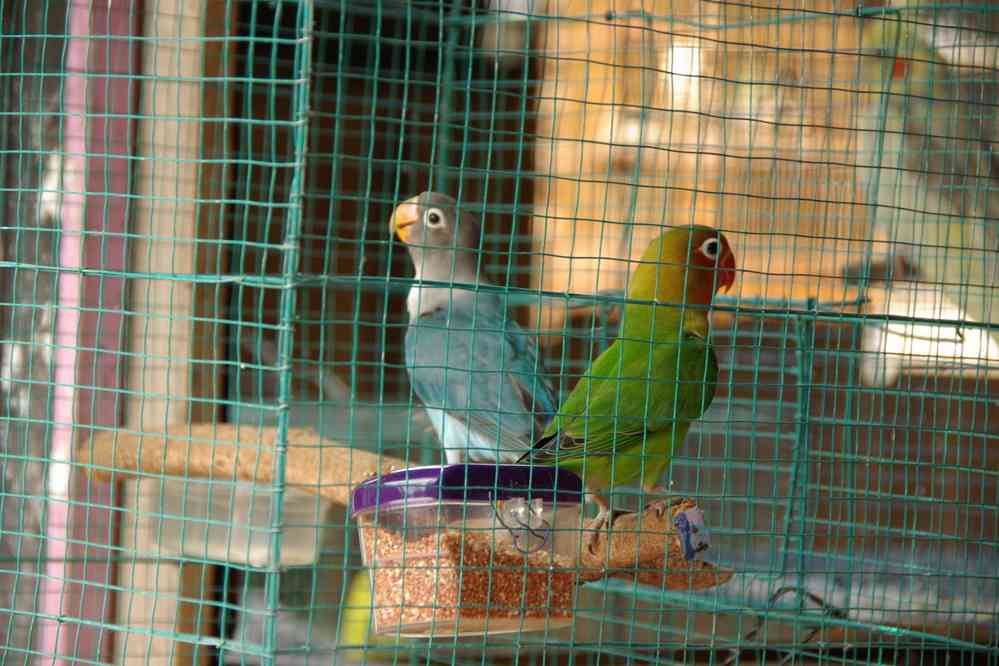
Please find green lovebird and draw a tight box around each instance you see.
[524,225,735,551]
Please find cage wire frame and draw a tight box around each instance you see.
[307,4,996,661]
[0,0,995,664]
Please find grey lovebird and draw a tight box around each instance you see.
[391,191,558,463]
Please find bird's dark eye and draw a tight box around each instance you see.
[425,209,444,227]
[700,238,719,260]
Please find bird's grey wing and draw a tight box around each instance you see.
[405,307,552,460]
[496,312,558,432]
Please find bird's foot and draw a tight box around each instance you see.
[583,509,615,558]
[642,486,683,518]
[582,493,618,557]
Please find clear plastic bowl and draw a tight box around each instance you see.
[351,464,585,637]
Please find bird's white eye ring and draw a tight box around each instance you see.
[700,237,720,260]
[425,208,445,227]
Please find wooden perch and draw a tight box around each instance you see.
[580,499,734,592]
[78,425,732,591]
[77,423,396,507]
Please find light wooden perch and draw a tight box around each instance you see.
[78,424,733,592]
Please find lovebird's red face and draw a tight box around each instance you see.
[688,229,736,294]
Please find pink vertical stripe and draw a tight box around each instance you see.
[42,0,91,662]
[44,1,137,663]
[66,0,138,662]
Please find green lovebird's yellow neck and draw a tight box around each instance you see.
[621,259,712,341]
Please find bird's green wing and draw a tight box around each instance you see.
[534,331,718,464]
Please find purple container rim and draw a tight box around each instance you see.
[350,463,584,516]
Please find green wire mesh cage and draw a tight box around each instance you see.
[0,0,996,664]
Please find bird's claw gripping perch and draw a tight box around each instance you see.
[645,495,684,519]
[582,494,622,557]
[585,519,612,558]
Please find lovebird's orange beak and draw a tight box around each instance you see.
[390,202,419,243]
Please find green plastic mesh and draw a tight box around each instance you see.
[0,1,996,665]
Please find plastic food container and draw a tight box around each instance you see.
[351,464,585,637]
